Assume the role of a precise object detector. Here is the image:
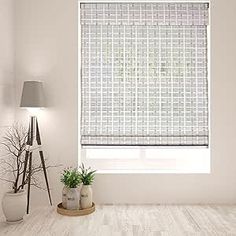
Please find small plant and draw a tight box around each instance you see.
[78,163,96,185]
[61,168,81,188]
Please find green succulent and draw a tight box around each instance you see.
[78,163,96,185]
[60,168,81,188]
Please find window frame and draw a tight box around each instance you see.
[78,0,211,173]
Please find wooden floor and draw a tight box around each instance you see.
[1,205,236,236]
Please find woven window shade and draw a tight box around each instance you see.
[80,3,209,146]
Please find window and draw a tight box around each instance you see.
[79,2,210,172]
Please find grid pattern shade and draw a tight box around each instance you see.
[80,3,209,146]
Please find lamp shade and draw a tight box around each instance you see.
[20,81,45,108]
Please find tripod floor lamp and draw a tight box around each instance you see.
[20,81,52,214]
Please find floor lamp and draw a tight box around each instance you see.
[20,81,52,214]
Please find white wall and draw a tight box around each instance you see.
[15,0,236,205]
[0,0,15,214]
[15,0,78,207]
[0,0,15,127]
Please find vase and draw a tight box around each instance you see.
[62,186,68,209]
[80,185,92,209]
[66,188,80,210]
[2,189,27,223]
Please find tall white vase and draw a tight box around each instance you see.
[2,190,27,223]
[66,188,80,210]
[80,185,92,209]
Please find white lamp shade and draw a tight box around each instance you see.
[20,81,45,108]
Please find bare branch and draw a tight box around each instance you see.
[0,123,59,193]
[0,177,15,184]
[1,143,18,157]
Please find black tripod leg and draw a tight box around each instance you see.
[22,122,32,189]
[39,150,52,205]
[21,150,29,189]
[27,152,32,214]
[35,118,52,205]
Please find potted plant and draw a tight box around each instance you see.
[60,168,81,210]
[0,124,54,223]
[78,163,96,209]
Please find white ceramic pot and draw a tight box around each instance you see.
[62,186,68,209]
[66,188,80,210]
[80,185,92,209]
[2,189,27,223]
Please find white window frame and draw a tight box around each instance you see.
[78,0,211,174]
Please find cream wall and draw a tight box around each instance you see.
[14,0,236,206]
[0,0,15,214]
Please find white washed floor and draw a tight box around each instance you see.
[1,205,236,236]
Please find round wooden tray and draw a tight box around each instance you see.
[57,202,95,216]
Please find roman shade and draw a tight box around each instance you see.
[80,3,209,146]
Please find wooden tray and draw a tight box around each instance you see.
[57,202,95,216]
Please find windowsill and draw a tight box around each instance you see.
[81,147,211,174]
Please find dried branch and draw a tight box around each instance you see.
[0,177,15,184]
[0,123,58,193]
